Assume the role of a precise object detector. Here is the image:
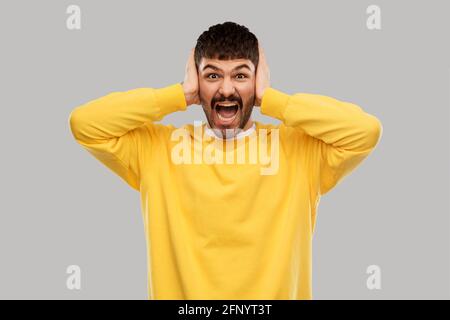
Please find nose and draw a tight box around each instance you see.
[218,76,236,98]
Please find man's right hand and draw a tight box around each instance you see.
[181,48,200,106]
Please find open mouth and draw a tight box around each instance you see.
[214,102,240,126]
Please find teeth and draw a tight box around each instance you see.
[217,103,238,107]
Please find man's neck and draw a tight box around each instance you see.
[242,118,254,131]
[205,118,256,140]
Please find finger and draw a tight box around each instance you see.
[258,48,267,69]
[190,48,198,71]
[185,50,192,70]
[258,44,265,57]
[261,49,266,63]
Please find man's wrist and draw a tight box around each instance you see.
[260,87,290,121]
[154,83,187,118]
[181,81,196,106]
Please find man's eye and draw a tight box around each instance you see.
[206,73,247,80]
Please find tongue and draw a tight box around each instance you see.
[218,106,237,118]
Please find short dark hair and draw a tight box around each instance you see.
[194,21,259,71]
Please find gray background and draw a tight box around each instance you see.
[0,0,448,299]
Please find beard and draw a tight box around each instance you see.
[201,93,255,138]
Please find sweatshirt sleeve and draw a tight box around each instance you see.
[260,87,382,196]
[68,83,187,191]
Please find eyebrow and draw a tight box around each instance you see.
[202,63,252,72]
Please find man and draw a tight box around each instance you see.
[69,21,382,299]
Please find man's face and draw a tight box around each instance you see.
[197,57,256,135]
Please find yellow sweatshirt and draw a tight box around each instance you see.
[69,83,382,299]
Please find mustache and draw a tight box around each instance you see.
[211,95,242,109]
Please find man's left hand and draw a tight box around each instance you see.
[254,45,271,107]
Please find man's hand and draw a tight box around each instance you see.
[254,45,271,107]
[181,48,200,106]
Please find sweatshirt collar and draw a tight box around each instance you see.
[204,121,256,140]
